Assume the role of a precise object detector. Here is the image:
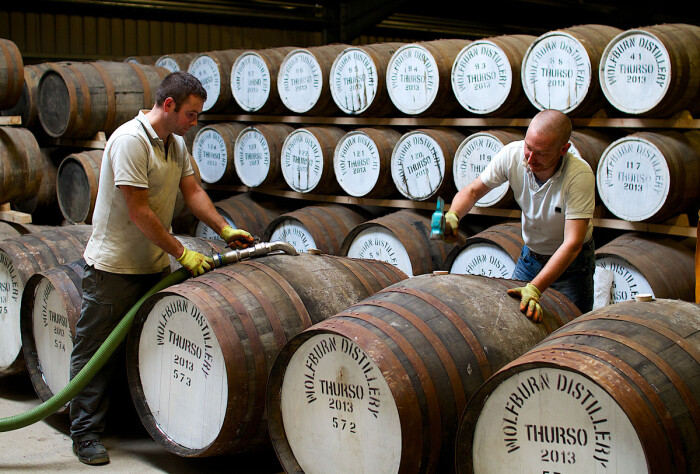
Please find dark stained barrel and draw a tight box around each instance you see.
[0,126,43,204]
[38,61,168,138]
[456,299,700,474]
[126,253,408,457]
[1,64,50,130]
[12,147,62,225]
[267,273,581,474]
[341,209,465,277]
[0,38,24,109]
[264,204,370,255]
[56,150,103,224]
[0,225,92,375]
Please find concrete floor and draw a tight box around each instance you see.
[0,374,284,473]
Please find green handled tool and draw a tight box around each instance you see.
[430,196,445,240]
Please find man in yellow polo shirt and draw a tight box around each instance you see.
[445,109,595,321]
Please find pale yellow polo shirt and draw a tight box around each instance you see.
[480,140,594,255]
[84,112,194,274]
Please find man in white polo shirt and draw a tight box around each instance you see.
[70,72,253,465]
[445,109,595,321]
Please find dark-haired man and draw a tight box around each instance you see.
[69,72,253,465]
[445,109,595,321]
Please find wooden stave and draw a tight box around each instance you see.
[234,123,295,188]
[0,38,24,110]
[444,221,523,272]
[12,147,62,224]
[0,225,93,375]
[126,253,408,457]
[266,273,580,473]
[56,149,103,225]
[1,63,50,131]
[0,126,43,203]
[455,299,700,474]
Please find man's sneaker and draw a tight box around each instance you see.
[72,439,110,465]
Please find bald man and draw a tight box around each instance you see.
[445,110,595,320]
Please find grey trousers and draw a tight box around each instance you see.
[69,264,168,442]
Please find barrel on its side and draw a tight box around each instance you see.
[188,49,243,113]
[156,53,197,73]
[333,127,401,198]
[1,64,50,130]
[19,236,225,408]
[341,209,465,277]
[330,42,404,116]
[596,130,700,222]
[522,24,622,116]
[234,123,294,188]
[192,122,246,184]
[231,47,295,114]
[0,225,93,375]
[452,35,536,116]
[391,128,465,201]
[123,55,160,65]
[127,253,408,457]
[267,273,581,474]
[38,61,168,139]
[56,150,103,224]
[281,126,346,194]
[453,129,522,207]
[445,221,523,277]
[12,147,62,224]
[0,126,43,203]
[594,232,695,304]
[386,39,471,116]
[264,204,370,255]
[278,44,350,115]
[457,299,700,473]
[600,24,700,116]
[0,38,24,109]
[194,193,289,241]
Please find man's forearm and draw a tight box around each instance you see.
[531,241,583,292]
[184,186,228,234]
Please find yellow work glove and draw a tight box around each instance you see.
[220,225,254,249]
[444,211,460,244]
[177,248,214,276]
[507,283,543,323]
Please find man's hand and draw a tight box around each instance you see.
[444,211,460,243]
[220,225,254,249]
[177,248,214,276]
[507,283,543,322]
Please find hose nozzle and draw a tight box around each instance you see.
[212,241,298,268]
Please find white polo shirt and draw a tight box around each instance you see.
[480,140,594,255]
[84,112,194,274]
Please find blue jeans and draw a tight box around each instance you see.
[512,240,595,313]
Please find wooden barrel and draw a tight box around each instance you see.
[453,129,522,207]
[1,64,50,130]
[600,24,700,116]
[278,44,350,115]
[182,122,204,155]
[188,49,243,112]
[0,126,43,203]
[0,222,54,240]
[0,225,92,375]
[191,122,246,184]
[280,126,346,194]
[341,209,464,276]
[267,273,581,474]
[330,42,404,116]
[452,35,536,116]
[12,147,62,225]
[522,25,622,116]
[38,61,168,138]
[0,38,24,109]
[569,128,614,173]
[391,128,465,201]
[594,232,695,305]
[0,222,22,241]
[234,123,294,188]
[386,39,471,116]
[264,204,370,255]
[123,55,159,65]
[194,193,289,241]
[445,221,523,277]
[457,299,700,474]
[333,127,401,198]
[56,149,103,224]
[596,130,700,222]
[126,252,407,457]
[231,47,296,114]
[156,53,197,73]
[19,236,225,409]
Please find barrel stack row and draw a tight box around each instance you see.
[126,23,700,119]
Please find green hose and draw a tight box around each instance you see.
[0,267,191,432]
